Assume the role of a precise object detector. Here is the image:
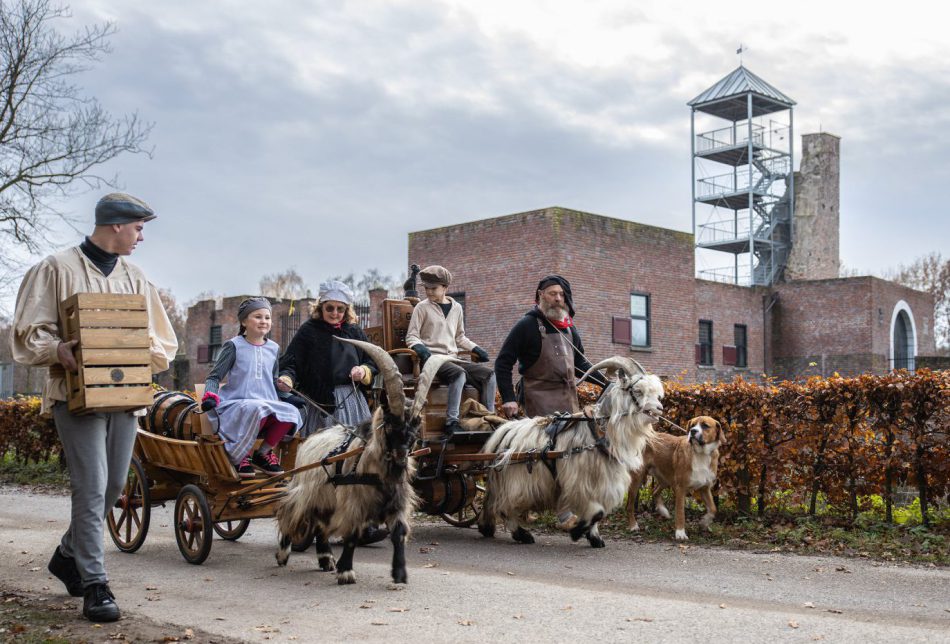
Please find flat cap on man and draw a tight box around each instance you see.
[419,265,452,287]
[95,193,156,225]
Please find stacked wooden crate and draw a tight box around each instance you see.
[61,293,153,413]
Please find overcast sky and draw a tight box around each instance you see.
[6,0,948,311]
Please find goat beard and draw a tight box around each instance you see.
[539,301,569,322]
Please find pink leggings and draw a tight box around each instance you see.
[258,415,294,448]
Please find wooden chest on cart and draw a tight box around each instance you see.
[61,292,153,413]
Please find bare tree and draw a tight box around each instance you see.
[331,268,405,301]
[157,287,186,355]
[0,0,151,273]
[259,268,310,300]
[885,252,950,352]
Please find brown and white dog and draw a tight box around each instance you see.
[625,416,725,540]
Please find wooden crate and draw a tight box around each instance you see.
[61,293,153,414]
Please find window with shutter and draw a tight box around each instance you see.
[734,324,747,367]
[629,292,650,347]
[698,320,713,365]
[612,316,631,344]
[723,345,737,365]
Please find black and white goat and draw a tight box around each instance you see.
[477,357,663,547]
[275,339,454,585]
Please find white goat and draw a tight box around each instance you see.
[477,357,663,547]
[275,339,456,585]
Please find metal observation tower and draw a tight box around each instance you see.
[689,66,795,286]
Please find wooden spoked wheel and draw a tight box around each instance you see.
[441,477,486,528]
[213,519,250,541]
[174,484,213,564]
[107,457,151,553]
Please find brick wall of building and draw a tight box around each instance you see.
[694,280,767,381]
[408,207,697,378]
[869,277,937,363]
[771,277,935,379]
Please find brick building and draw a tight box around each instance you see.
[407,203,935,382]
[406,130,937,382]
[179,132,937,387]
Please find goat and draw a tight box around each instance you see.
[477,357,663,548]
[275,338,456,585]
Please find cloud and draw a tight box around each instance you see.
[3,0,946,313]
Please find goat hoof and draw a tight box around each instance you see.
[512,527,535,544]
[391,569,408,584]
[337,570,357,585]
[588,535,606,548]
[275,554,289,567]
[318,556,336,572]
[569,524,588,542]
[478,523,495,539]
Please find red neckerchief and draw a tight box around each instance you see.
[549,315,574,330]
[331,322,343,330]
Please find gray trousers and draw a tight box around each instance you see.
[53,402,137,588]
[436,362,497,421]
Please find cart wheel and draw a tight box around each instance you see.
[107,457,151,553]
[213,519,250,541]
[441,480,486,528]
[174,484,213,564]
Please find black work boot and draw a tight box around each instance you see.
[442,420,461,438]
[47,547,83,597]
[83,583,120,622]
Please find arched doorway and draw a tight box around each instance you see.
[889,302,916,371]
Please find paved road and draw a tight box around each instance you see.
[1,488,948,643]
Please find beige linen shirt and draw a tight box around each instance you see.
[11,246,179,414]
[405,297,477,357]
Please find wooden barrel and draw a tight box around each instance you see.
[146,391,198,440]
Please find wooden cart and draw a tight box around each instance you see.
[366,296,496,528]
[107,287,501,563]
[106,397,303,565]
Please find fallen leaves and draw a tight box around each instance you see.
[788,620,799,629]
[457,619,474,626]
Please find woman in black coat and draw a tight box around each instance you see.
[278,280,377,437]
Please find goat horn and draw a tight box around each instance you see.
[627,358,646,374]
[580,356,645,383]
[410,354,464,420]
[334,337,405,417]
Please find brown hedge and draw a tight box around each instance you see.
[0,397,60,464]
[581,369,949,525]
[3,371,948,525]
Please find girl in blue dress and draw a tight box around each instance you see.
[202,298,301,478]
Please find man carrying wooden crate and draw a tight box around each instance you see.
[10,193,178,622]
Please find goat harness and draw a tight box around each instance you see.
[491,410,613,477]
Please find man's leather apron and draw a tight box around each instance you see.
[521,321,580,417]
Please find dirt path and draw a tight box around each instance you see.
[1,488,948,643]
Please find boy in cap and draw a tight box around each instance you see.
[405,265,496,435]
[10,193,178,622]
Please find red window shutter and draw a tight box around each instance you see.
[197,345,210,364]
[723,345,737,366]
[695,343,702,364]
[612,316,631,344]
